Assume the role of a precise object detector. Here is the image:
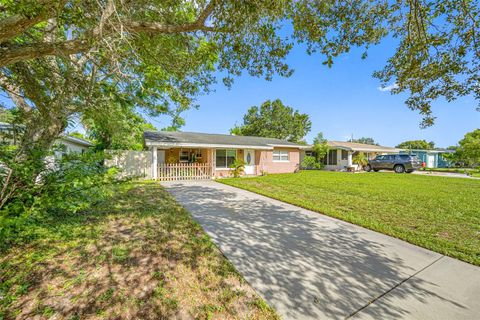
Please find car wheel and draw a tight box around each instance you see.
[394,165,405,173]
[365,164,372,172]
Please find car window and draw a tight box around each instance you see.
[385,155,395,160]
[375,155,385,160]
[399,155,411,160]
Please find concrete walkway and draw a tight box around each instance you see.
[163,181,480,320]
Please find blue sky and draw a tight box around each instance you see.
[148,37,479,148]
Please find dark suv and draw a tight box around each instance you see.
[365,154,422,173]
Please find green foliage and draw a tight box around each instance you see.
[396,140,434,150]
[349,137,378,145]
[1,0,480,131]
[312,132,329,163]
[0,150,117,250]
[230,99,311,142]
[301,156,322,170]
[352,152,368,168]
[67,131,89,141]
[229,159,245,178]
[83,100,156,151]
[457,129,480,167]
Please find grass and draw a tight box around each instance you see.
[220,171,480,266]
[0,182,278,320]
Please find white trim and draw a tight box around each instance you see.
[272,160,290,163]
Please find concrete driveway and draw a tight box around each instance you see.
[163,181,480,320]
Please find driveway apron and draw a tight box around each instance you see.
[163,181,480,320]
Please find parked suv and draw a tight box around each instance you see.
[365,154,423,173]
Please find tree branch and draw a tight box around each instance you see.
[0,73,32,112]
[0,0,66,44]
[0,0,219,67]
[0,39,91,67]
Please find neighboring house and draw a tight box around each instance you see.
[0,122,93,154]
[55,135,93,155]
[306,141,400,171]
[399,149,454,168]
[144,131,308,179]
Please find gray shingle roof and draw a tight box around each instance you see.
[144,131,306,149]
[327,141,399,153]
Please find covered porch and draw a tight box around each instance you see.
[150,146,258,180]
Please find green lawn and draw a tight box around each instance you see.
[0,182,277,320]
[220,171,480,266]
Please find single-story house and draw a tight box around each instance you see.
[144,131,308,179]
[305,141,400,171]
[399,149,454,168]
[55,135,93,154]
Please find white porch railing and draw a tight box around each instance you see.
[157,162,213,181]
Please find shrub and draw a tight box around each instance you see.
[353,152,368,168]
[229,159,245,178]
[301,156,323,170]
[0,149,117,250]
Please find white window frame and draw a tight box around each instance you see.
[215,149,237,169]
[273,150,289,162]
[179,149,190,162]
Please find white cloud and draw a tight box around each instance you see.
[378,83,399,92]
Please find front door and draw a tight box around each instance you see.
[427,154,435,168]
[244,149,255,175]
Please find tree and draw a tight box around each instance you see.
[349,137,378,145]
[1,1,479,132]
[457,129,480,167]
[396,140,434,150]
[312,132,329,164]
[231,99,311,142]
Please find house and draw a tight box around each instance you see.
[305,141,400,171]
[144,131,308,179]
[55,135,93,154]
[0,122,93,154]
[399,149,454,168]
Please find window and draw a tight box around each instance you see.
[216,149,236,168]
[328,150,337,165]
[195,149,202,159]
[179,150,189,162]
[385,155,396,160]
[273,150,289,161]
[341,150,348,160]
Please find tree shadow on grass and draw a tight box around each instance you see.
[2,183,273,319]
[164,182,470,319]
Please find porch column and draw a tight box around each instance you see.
[152,146,158,180]
[210,149,215,178]
[347,152,353,167]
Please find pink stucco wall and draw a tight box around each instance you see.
[255,148,300,175]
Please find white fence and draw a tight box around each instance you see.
[158,163,213,181]
[105,150,214,181]
[105,150,152,179]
